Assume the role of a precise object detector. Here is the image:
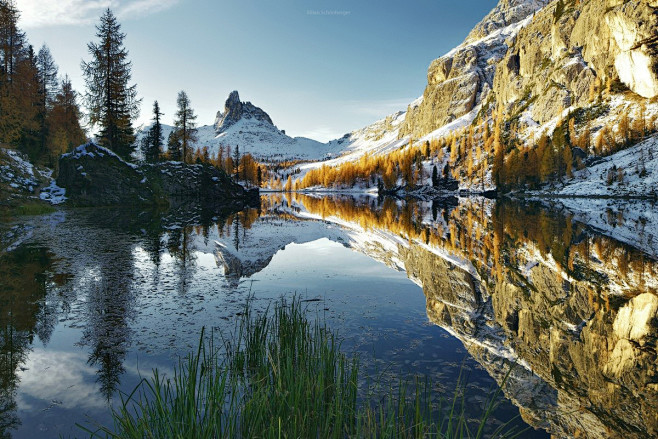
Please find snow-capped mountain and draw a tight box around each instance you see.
[138,90,337,163]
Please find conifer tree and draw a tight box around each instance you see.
[233,145,240,179]
[142,100,163,163]
[14,45,40,158]
[81,8,139,159]
[167,131,182,161]
[36,45,58,109]
[48,75,86,163]
[0,0,25,145]
[0,0,25,83]
[36,44,58,154]
[173,90,197,163]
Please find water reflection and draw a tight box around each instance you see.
[0,194,656,438]
[281,194,658,438]
[0,246,62,437]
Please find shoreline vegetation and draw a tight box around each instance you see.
[80,297,526,439]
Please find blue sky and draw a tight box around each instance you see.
[21,0,495,141]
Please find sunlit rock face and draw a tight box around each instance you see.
[401,0,658,138]
[393,201,658,438]
[607,3,658,98]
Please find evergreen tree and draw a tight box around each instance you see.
[173,90,197,163]
[142,100,163,163]
[233,145,240,179]
[167,131,182,161]
[36,44,58,155]
[432,164,439,187]
[36,44,58,110]
[81,9,140,159]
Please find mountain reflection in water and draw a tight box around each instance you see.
[0,194,656,438]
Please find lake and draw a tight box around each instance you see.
[0,193,656,438]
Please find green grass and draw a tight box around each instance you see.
[9,202,56,216]
[80,297,526,439]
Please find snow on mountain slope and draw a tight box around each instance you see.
[550,134,658,198]
[137,91,336,163]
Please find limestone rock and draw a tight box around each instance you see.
[400,0,658,140]
[214,90,274,134]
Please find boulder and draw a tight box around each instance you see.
[57,143,259,207]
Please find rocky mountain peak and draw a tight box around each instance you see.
[214,90,274,134]
[466,0,550,42]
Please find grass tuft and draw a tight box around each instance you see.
[80,297,526,438]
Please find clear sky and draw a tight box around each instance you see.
[20,0,495,142]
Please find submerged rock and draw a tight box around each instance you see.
[57,143,259,208]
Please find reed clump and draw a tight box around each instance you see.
[81,297,524,438]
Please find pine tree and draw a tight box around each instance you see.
[167,131,182,161]
[432,164,439,187]
[36,44,58,155]
[142,100,163,163]
[81,8,139,159]
[173,90,197,163]
[233,145,240,179]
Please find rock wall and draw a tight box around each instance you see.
[400,0,658,138]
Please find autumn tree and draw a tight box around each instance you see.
[0,0,25,145]
[81,9,140,159]
[47,75,86,162]
[173,90,197,163]
[13,45,40,159]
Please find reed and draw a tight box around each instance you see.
[80,297,526,438]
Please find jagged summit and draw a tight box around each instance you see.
[214,90,274,134]
[466,0,550,42]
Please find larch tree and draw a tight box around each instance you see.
[173,90,197,163]
[14,45,40,159]
[81,8,140,159]
[48,75,86,162]
[0,0,27,145]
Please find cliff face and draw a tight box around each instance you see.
[214,90,274,134]
[399,0,658,138]
[496,0,658,125]
[399,0,550,138]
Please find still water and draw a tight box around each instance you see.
[0,194,657,438]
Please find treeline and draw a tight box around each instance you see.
[296,138,455,191]
[0,0,85,167]
[493,103,657,190]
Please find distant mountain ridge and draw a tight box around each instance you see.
[137,90,335,163]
